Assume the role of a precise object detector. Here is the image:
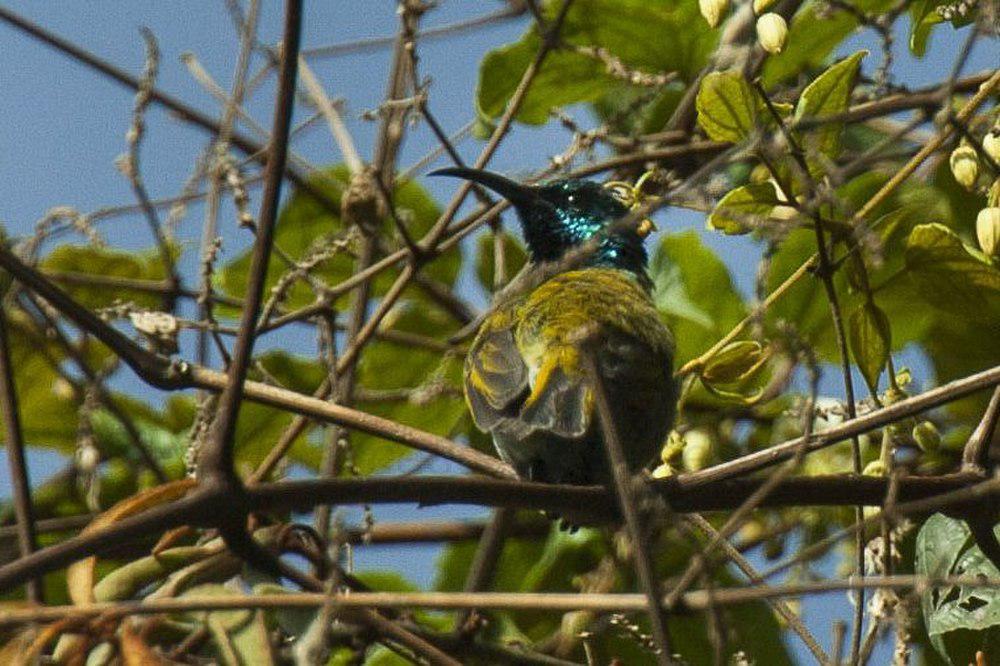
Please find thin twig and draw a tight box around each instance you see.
[196,0,303,584]
[7,573,1000,625]
[582,344,673,663]
[686,515,828,663]
[0,304,42,602]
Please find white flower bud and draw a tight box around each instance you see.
[950,144,979,190]
[977,207,1000,258]
[756,13,788,54]
[770,205,799,221]
[651,463,674,479]
[682,429,714,472]
[76,442,101,474]
[699,0,729,28]
[753,0,777,14]
[911,421,941,452]
[983,130,1000,164]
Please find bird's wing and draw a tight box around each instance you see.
[466,323,595,442]
[464,325,530,431]
[518,348,592,440]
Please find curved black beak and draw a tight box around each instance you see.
[428,167,537,207]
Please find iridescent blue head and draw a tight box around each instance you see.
[430,168,652,287]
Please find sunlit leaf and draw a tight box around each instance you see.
[695,71,759,143]
[476,0,714,125]
[761,4,856,86]
[649,232,747,365]
[794,51,866,161]
[701,340,769,386]
[93,546,213,602]
[707,182,782,234]
[182,583,277,665]
[848,301,891,394]
[908,0,976,56]
[905,223,1000,323]
[41,244,177,309]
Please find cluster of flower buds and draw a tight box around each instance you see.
[949,125,1000,260]
[698,0,788,55]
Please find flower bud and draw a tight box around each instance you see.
[682,429,714,472]
[863,460,886,477]
[983,130,1000,164]
[699,0,730,28]
[76,441,101,474]
[977,207,1000,258]
[950,144,979,190]
[911,421,941,452]
[756,13,788,54]
[651,463,674,479]
[753,0,777,14]
[660,430,685,464]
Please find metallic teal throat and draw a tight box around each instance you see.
[532,179,649,280]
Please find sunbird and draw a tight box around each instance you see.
[431,168,677,485]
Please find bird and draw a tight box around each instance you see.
[430,167,677,486]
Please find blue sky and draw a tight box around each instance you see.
[0,2,996,662]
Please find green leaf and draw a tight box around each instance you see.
[909,0,944,56]
[695,71,759,143]
[476,0,715,125]
[649,232,747,365]
[475,231,527,292]
[41,244,175,309]
[348,302,467,475]
[707,182,782,234]
[905,223,1000,323]
[218,166,459,314]
[916,514,1000,664]
[848,301,891,394]
[794,51,866,161]
[908,0,975,56]
[256,350,326,395]
[478,37,609,126]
